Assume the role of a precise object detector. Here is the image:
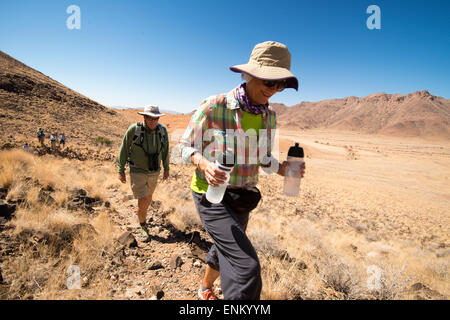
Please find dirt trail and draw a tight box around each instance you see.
[104,185,221,300]
[103,192,204,300]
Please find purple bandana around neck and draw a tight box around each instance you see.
[236,83,269,115]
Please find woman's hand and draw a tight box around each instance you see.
[192,152,228,187]
[204,161,228,187]
[278,161,306,177]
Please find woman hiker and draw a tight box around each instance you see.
[179,41,306,300]
[50,133,57,149]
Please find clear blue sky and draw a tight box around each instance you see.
[1,0,449,113]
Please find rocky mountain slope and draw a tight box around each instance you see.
[275,91,450,139]
[0,51,130,149]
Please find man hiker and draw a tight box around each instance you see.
[117,105,170,242]
[59,133,66,149]
[36,128,45,147]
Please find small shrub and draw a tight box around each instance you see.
[167,206,201,232]
[93,136,112,146]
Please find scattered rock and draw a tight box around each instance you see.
[276,250,295,263]
[117,232,137,248]
[170,255,183,269]
[411,282,429,291]
[67,199,94,212]
[67,199,83,211]
[148,260,164,270]
[148,285,164,300]
[5,195,26,205]
[0,202,16,220]
[72,189,87,197]
[296,261,308,271]
[43,185,55,192]
[66,189,102,211]
[188,231,202,245]
[189,243,207,262]
[84,196,102,206]
[0,188,8,200]
[193,260,202,268]
[17,228,74,255]
[410,282,445,299]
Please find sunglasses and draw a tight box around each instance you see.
[144,116,159,121]
[262,80,288,92]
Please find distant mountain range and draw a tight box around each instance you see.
[271,90,450,139]
[109,106,183,114]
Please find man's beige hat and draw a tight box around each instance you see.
[230,41,299,91]
[138,105,166,117]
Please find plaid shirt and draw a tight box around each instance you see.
[179,85,277,189]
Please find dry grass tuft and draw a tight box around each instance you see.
[0,149,119,299]
[0,149,35,188]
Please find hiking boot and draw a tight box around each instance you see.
[140,225,151,243]
[198,287,218,300]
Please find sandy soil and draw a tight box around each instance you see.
[278,129,450,248]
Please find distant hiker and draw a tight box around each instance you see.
[37,128,45,146]
[50,133,57,149]
[22,143,31,153]
[59,133,66,149]
[117,106,170,243]
[179,41,305,300]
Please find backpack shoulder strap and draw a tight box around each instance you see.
[155,124,168,154]
[157,124,168,144]
[133,122,145,146]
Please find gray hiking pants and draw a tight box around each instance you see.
[192,190,262,300]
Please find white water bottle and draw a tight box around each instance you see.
[283,142,304,197]
[206,149,234,204]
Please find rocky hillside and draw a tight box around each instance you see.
[0,51,130,150]
[275,91,450,139]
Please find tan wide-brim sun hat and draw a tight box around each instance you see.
[230,41,299,91]
[137,105,166,117]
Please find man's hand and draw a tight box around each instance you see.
[118,173,126,184]
[163,171,170,180]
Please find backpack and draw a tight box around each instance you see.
[127,122,168,171]
[131,122,168,152]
